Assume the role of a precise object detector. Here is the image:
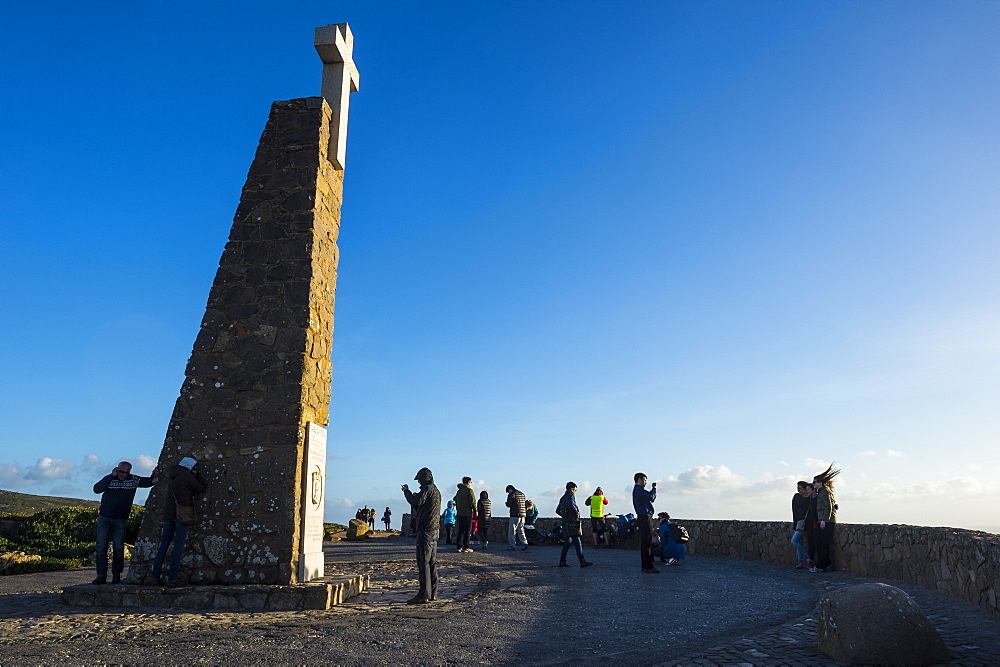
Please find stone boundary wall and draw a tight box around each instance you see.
[676,520,998,619]
[402,514,998,618]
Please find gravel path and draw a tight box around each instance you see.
[0,538,997,664]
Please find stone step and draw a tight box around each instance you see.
[60,574,369,610]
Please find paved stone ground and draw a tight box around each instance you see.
[0,537,996,664]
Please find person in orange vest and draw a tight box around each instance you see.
[585,487,610,547]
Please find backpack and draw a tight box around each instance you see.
[670,523,689,544]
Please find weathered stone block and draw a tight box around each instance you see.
[346,519,370,540]
[817,583,950,664]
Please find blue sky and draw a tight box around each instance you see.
[2,1,998,532]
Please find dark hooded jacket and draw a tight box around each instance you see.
[163,464,206,521]
[405,468,441,534]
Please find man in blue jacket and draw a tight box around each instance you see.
[632,472,658,574]
[92,461,156,584]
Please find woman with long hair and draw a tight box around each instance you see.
[809,463,840,572]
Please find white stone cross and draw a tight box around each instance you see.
[314,23,360,170]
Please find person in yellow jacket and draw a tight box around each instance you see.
[584,487,610,547]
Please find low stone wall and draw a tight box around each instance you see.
[678,520,998,619]
[402,514,998,618]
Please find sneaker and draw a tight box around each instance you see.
[507,546,517,551]
[795,563,805,569]
[482,542,488,550]
[666,558,679,566]
[91,575,107,585]
[807,560,815,569]
[520,545,529,551]
[808,566,819,573]
[642,567,661,574]
[580,561,593,568]
[557,562,569,567]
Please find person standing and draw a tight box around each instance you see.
[585,487,610,547]
[382,506,392,531]
[402,467,441,604]
[632,472,658,574]
[150,457,206,586]
[442,500,457,544]
[454,478,477,553]
[810,464,840,572]
[505,485,528,550]
[556,482,594,568]
[791,481,813,568]
[477,490,492,550]
[92,460,156,584]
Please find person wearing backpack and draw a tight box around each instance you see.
[656,512,686,565]
[585,487,610,547]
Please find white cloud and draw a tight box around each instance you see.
[887,449,904,457]
[23,457,75,481]
[658,465,745,496]
[859,451,877,456]
[325,496,355,511]
[804,458,831,469]
[847,476,992,502]
[133,454,158,474]
[83,454,101,466]
[778,460,790,467]
[0,462,27,487]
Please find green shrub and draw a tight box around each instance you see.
[0,504,147,573]
[15,507,100,552]
[126,505,145,543]
[1,556,88,576]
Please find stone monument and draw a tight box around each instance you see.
[121,23,358,588]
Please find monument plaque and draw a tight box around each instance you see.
[299,422,327,582]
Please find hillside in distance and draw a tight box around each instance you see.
[0,488,100,515]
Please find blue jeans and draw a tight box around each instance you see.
[95,515,128,577]
[560,536,586,564]
[152,520,190,583]
[791,530,809,564]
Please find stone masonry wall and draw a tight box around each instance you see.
[129,97,342,585]
[403,514,998,618]
[676,520,998,619]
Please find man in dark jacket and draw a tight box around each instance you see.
[632,472,659,574]
[556,482,593,568]
[151,457,206,586]
[402,467,441,604]
[92,460,156,584]
[505,485,528,550]
[453,477,477,553]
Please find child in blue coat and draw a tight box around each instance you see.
[442,500,457,544]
